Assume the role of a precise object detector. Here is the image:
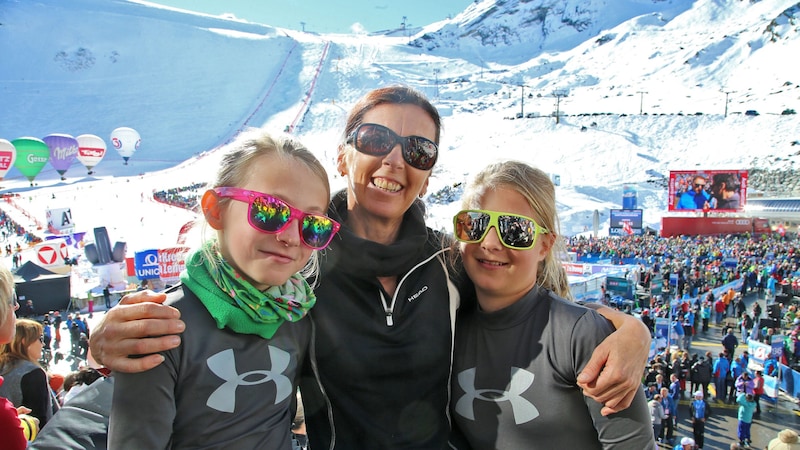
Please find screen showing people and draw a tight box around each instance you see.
[669,170,747,211]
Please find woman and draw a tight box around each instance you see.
[448,161,652,448]
[0,265,30,449]
[0,317,53,428]
[88,85,651,448]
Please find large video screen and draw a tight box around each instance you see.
[668,170,747,212]
[610,209,643,228]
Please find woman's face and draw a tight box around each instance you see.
[26,332,43,362]
[338,103,435,224]
[460,187,552,311]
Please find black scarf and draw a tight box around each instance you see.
[324,190,431,278]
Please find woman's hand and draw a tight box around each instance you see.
[89,290,185,373]
[577,306,650,416]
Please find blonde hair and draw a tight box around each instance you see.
[200,128,331,281]
[454,161,571,299]
[0,318,43,366]
[0,264,14,331]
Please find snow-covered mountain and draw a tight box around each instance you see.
[0,0,798,249]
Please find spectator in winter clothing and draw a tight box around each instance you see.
[674,436,697,449]
[692,356,713,399]
[740,313,754,344]
[669,373,682,402]
[753,370,765,415]
[728,357,746,402]
[649,394,667,442]
[19,299,35,319]
[722,329,739,360]
[713,353,731,402]
[0,265,31,450]
[660,387,676,445]
[690,391,711,449]
[735,370,755,396]
[736,393,756,447]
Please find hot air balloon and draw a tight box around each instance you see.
[110,127,140,165]
[76,134,107,175]
[11,137,49,186]
[0,139,17,180]
[43,133,79,180]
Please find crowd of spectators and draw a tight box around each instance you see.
[0,196,44,253]
[151,182,206,212]
[568,233,800,299]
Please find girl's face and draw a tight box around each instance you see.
[217,154,329,290]
[460,187,552,312]
[338,103,434,225]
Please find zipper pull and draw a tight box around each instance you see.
[386,311,394,327]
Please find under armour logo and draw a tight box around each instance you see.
[455,367,539,424]
[206,347,293,413]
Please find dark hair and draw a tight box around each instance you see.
[711,173,740,193]
[63,366,105,392]
[342,85,442,145]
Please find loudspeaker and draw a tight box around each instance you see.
[759,318,778,329]
[768,304,782,320]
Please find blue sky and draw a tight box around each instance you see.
[149,0,474,34]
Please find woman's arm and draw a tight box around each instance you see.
[20,369,50,427]
[577,305,650,416]
[89,290,185,373]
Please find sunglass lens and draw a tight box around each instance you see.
[358,125,394,155]
[301,216,335,249]
[455,211,489,242]
[405,138,437,170]
[497,216,535,248]
[251,196,290,232]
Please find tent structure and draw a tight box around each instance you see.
[14,261,71,315]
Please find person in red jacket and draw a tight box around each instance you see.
[715,297,726,325]
[1,264,34,449]
[753,370,765,415]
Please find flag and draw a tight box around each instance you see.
[622,220,633,235]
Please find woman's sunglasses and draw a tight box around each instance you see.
[453,210,549,250]
[214,187,340,250]
[346,123,438,171]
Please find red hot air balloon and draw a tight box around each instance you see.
[0,139,17,180]
[43,133,80,180]
[76,134,107,175]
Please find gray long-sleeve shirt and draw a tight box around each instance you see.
[109,285,309,449]
[451,286,655,449]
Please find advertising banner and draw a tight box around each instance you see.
[132,247,189,281]
[34,239,69,268]
[46,207,74,233]
[655,318,670,351]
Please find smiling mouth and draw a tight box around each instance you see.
[478,259,507,267]
[373,177,402,192]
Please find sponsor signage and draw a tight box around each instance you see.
[606,276,632,297]
[46,207,74,233]
[35,239,68,267]
[133,247,189,280]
